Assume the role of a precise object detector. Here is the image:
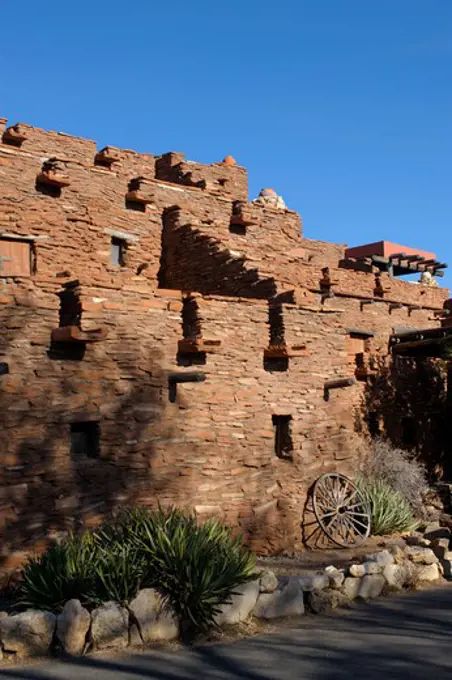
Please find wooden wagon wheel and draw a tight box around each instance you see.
[312,473,371,547]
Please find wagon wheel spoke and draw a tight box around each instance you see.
[312,473,371,547]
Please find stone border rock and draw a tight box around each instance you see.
[0,526,449,660]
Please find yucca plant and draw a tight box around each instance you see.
[19,532,98,611]
[19,506,256,639]
[357,479,419,535]
[127,507,256,640]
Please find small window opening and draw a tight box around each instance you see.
[264,356,289,372]
[272,415,293,460]
[110,237,126,267]
[268,303,285,346]
[125,197,146,212]
[70,421,100,458]
[367,411,380,438]
[374,274,384,298]
[229,223,247,236]
[182,297,202,339]
[58,284,82,328]
[35,180,61,198]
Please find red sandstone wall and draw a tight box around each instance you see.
[0,116,449,569]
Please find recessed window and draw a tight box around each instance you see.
[110,237,126,267]
[272,415,293,460]
[70,421,100,458]
[0,238,32,277]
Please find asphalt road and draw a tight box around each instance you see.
[1,586,452,680]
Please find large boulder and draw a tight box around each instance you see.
[258,570,279,594]
[129,589,178,642]
[416,563,441,583]
[0,610,55,658]
[406,546,438,565]
[342,575,385,600]
[215,581,260,626]
[349,562,383,577]
[56,599,90,656]
[364,550,394,567]
[253,578,305,619]
[324,566,345,589]
[383,564,407,590]
[307,589,349,614]
[90,601,129,650]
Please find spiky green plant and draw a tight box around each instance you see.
[19,532,98,611]
[19,506,256,638]
[123,507,256,639]
[357,479,419,536]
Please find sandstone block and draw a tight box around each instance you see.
[383,564,407,590]
[215,581,260,626]
[424,527,451,542]
[90,602,129,650]
[324,566,345,589]
[253,579,305,619]
[56,599,90,656]
[416,563,441,583]
[431,538,451,559]
[364,550,394,566]
[129,589,178,642]
[406,546,438,565]
[258,570,278,594]
[343,574,386,600]
[440,559,452,579]
[0,610,56,658]
[307,589,349,614]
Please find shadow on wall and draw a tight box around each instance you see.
[0,293,287,572]
[361,354,450,479]
[0,294,185,576]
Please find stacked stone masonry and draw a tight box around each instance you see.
[0,116,449,569]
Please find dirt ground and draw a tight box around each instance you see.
[256,536,388,576]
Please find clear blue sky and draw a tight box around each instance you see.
[1,1,451,286]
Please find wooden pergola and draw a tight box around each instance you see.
[346,252,448,278]
[390,327,452,358]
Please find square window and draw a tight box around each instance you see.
[110,237,126,267]
[272,415,293,460]
[70,421,100,458]
[0,238,32,277]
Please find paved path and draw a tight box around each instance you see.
[2,587,452,680]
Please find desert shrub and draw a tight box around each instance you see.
[361,438,428,516]
[358,479,419,535]
[19,507,255,637]
[19,532,100,611]
[125,506,256,639]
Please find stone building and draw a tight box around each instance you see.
[0,116,449,571]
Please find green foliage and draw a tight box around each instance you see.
[19,532,99,611]
[125,507,256,638]
[358,479,419,536]
[19,507,256,637]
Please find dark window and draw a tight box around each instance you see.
[110,237,126,267]
[367,411,380,438]
[70,422,100,458]
[272,415,293,460]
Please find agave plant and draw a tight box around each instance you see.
[357,479,419,536]
[19,532,98,611]
[19,506,256,638]
[127,507,256,639]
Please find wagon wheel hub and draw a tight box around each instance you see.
[312,473,371,548]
